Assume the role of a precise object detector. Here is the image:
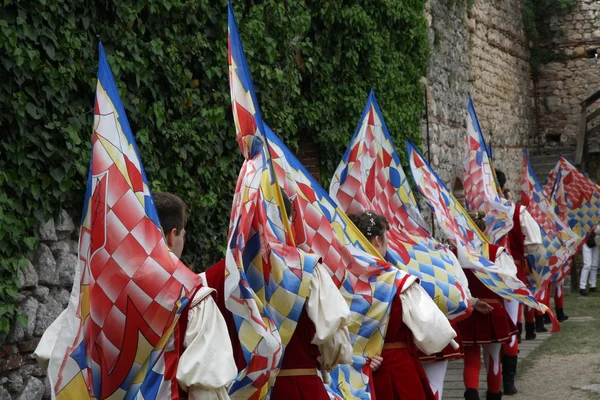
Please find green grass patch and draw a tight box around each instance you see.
[517,285,600,378]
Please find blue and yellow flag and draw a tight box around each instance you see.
[330,91,469,320]
[48,43,200,399]
[544,155,600,244]
[407,142,557,327]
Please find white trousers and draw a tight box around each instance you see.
[424,360,448,400]
[580,244,599,289]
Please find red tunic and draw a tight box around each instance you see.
[506,204,529,285]
[203,259,246,372]
[456,245,517,345]
[271,308,330,400]
[372,295,435,400]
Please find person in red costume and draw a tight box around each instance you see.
[421,246,496,400]
[203,189,353,400]
[496,170,542,396]
[457,212,519,400]
[349,212,458,400]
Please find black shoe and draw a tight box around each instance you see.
[535,315,548,333]
[517,322,522,343]
[486,391,502,400]
[591,287,597,293]
[502,354,518,395]
[525,322,537,340]
[465,388,481,400]
[580,289,589,296]
[556,308,569,322]
[543,314,551,324]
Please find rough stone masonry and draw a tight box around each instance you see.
[0,210,77,400]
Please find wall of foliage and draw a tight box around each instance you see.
[0,0,428,332]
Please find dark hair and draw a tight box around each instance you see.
[348,211,390,240]
[280,188,292,217]
[495,169,506,190]
[154,192,187,235]
[467,211,486,232]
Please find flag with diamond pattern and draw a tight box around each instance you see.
[407,141,557,326]
[329,91,469,320]
[47,43,201,400]
[463,98,516,244]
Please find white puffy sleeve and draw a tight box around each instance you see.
[520,207,542,251]
[400,281,457,355]
[34,309,68,372]
[177,288,237,400]
[495,247,518,277]
[305,263,353,372]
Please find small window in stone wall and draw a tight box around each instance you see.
[546,133,562,144]
[586,48,598,58]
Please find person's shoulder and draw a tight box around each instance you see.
[189,286,216,309]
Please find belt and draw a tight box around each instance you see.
[383,341,408,350]
[277,368,318,377]
[479,298,502,304]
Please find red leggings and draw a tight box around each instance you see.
[463,344,502,393]
[502,301,520,356]
[530,281,564,317]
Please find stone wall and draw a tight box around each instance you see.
[424,0,536,196]
[535,0,600,151]
[0,211,77,400]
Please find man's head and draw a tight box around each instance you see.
[154,192,187,258]
[495,169,507,191]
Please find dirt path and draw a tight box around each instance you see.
[512,352,600,400]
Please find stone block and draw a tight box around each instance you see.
[17,338,40,354]
[32,286,49,302]
[573,46,585,57]
[18,377,45,400]
[17,260,38,289]
[7,370,23,393]
[54,210,75,240]
[68,241,78,255]
[37,219,56,242]
[56,253,77,288]
[34,296,63,337]
[8,297,38,343]
[0,354,24,373]
[34,244,57,286]
[50,288,70,308]
[49,241,70,257]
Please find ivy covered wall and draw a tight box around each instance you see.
[0,0,429,334]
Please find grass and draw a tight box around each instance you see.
[517,282,600,398]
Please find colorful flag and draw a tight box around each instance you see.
[329,91,469,320]
[226,9,418,397]
[265,125,413,400]
[47,43,200,399]
[463,98,515,244]
[408,142,555,319]
[225,4,321,398]
[521,149,578,289]
[544,155,600,244]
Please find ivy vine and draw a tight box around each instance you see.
[0,0,427,334]
[523,0,578,68]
